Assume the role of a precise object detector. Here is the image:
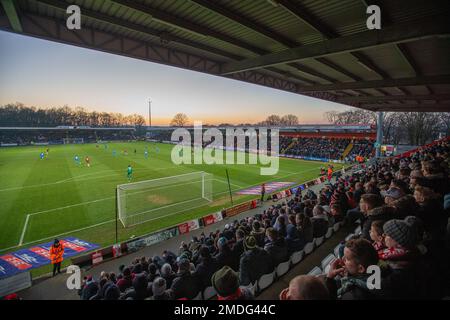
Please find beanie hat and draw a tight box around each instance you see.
[104,284,120,300]
[217,237,228,249]
[160,263,172,277]
[152,277,167,296]
[383,218,416,248]
[177,258,191,273]
[243,236,257,251]
[211,266,239,297]
[381,187,403,200]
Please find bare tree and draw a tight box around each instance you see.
[264,114,282,126]
[325,108,376,125]
[281,114,299,126]
[170,113,189,127]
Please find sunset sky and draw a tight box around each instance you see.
[0,30,351,125]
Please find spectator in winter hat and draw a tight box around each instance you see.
[379,217,417,261]
[170,258,201,300]
[211,266,253,300]
[239,236,273,286]
[381,187,404,205]
[151,277,174,300]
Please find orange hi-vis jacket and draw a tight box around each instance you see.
[327,168,333,176]
[50,243,64,264]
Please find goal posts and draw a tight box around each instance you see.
[62,138,84,144]
[116,171,213,227]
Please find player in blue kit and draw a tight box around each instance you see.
[40,152,45,160]
[74,155,81,166]
[144,149,149,159]
[127,164,133,181]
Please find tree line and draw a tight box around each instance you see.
[325,109,450,145]
[0,103,146,127]
[170,113,299,127]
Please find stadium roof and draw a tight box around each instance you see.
[1,0,449,112]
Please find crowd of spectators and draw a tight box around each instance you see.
[77,139,449,300]
[280,136,375,161]
[281,137,351,160]
[344,140,375,162]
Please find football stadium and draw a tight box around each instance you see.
[0,0,450,307]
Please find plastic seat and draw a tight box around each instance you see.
[304,241,315,254]
[345,233,355,241]
[290,250,304,265]
[276,260,290,277]
[333,244,341,258]
[333,222,340,232]
[192,291,202,300]
[257,271,276,292]
[307,266,322,277]
[314,236,324,247]
[240,282,257,296]
[321,254,337,274]
[203,286,216,300]
[325,227,333,239]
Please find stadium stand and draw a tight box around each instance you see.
[280,136,374,162]
[0,127,136,145]
[76,138,450,300]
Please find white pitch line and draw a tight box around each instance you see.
[1,219,116,253]
[18,214,30,246]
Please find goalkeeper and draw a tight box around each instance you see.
[127,164,133,181]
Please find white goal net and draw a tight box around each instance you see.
[63,138,84,144]
[117,171,213,227]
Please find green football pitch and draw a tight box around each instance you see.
[0,141,345,253]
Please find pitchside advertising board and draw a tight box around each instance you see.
[0,237,99,279]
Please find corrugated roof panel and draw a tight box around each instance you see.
[299,0,368,37]
[358,46,416,79]
[379,0,450,24]
[299,59,354,83]
[406,38,450,76]
[223,0,323,46]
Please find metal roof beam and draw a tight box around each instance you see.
[296,75,450,92]
[188,0,298,48]
[221,17,450,74]
[361,104,450,112]
[337,94,450,103]
[111,0,267,55]
[35,0,315,85]
[277,0,389,95]
[275,0,337,39]
[1,0,22,32]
